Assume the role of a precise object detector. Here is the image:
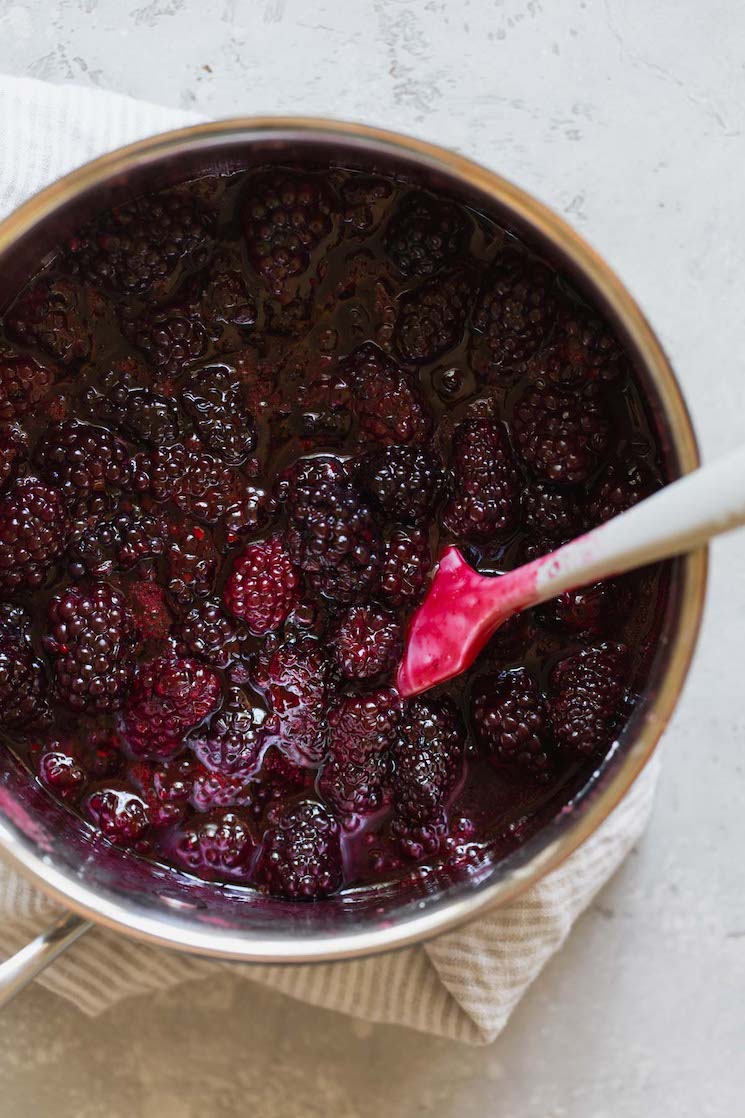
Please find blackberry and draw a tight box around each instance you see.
[0,353,56,421]
[392,697,466,823]
[127,580,173,643]
[6,277,91,364]
[390,815,450,861]
[340,174,393,232]
[471,250,558,374]
[88,381,180,447]
[342,343,430,445]
[383,192,468,277]
[71,190,215,296]
[242,171,335,294]
[224,534,300,635]
[124,306,209,378]
[587,459,657,527]
[45,583,139,712]
[318,688,402,818]
[181,366,256,464]
[176,599,240,668]
[331,605,402,680]
[254,634,334,767]
[379,527,432,606]
[549,643,628,755]
[190,687,267,778]
[472,668,552,775]
[394,269,471,364]
[223,481,277,541]
[540,580,623,634]
[122,655,222,760]
[0,477,71,594]
[0,607,44,725]
[136,438,237,525]
[279,454,350,509]
[443,416,521,541]
[194,265,258,337]
[523,482,583,539]
[34,420,133,510]
[190,768,253,812]
[68,509,165,578]
[513,379,609,483]
[535,307,627,388]
[166,523,218,607]
[175,812,254,878]
[355,445,442,525]
[36,746,87,799]
[131,755,198,827]
[84,787,151,846]
[258,799,343,899]
[0,423,27,491]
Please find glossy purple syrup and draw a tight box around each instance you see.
[0,164,667,900]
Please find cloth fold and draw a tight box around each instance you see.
[0,73,659,1044]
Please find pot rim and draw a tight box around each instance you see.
[0,117,707,963]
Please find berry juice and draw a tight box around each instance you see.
[0,165,665,899]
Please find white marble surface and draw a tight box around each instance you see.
[1,1,745,1114]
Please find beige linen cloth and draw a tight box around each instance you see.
[0,74,660,1044]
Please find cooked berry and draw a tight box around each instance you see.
[254,634,334,767]
[523,482,582,539]
[68,508,165,578]
[513,379,609,483]
[6,277,90,364]
[181,366,257,464]
[224,534,300,635]
[279,454,350,509]
[192,264,258,338]
[443,416,521,541]
[471,250,557,374]
[176,598,240,668]
[379,526,431,606]
[535,306,627,387]
[136,437,237,524]
[0,423,27,491]
[223,482,277,541]
[341,174,393,232]
[384,192,468,277]
[124,306,209,378]
[131,755,197,827]
[190,687,267,777]
[84,787,151,846]
[286,472,382,604]
[356,445,442,524]
[127,580,173,642]
[343,343,430,445]
[45,583,138,712]
[332,605,402,680]
[122,655,222,760]
[549,643,628,755]
[0,607,44,725]
[88,381,180,447]
[319,688,402,818]
[0,353,56,421]
[395,270,471,364]
[175,811,253,877]
[540,580,622,634]
[587,459,657,526]
[0,477,71,594]
[35,421,133,510]
[472,668,552,775]
[71,191,214,296]
[190,768,252,812]
[166,523,218,607]
[392,697,466,823]
[242,171,335,293]
[259,799,343,899]
[390,815,450,861]
[36,747,87,799]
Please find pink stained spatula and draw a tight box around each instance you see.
[398,444,745,697]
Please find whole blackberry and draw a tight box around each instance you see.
[513,379,609,483]
[540,580,622,634]
[136,438,237,525]
[394,269,471,364]
[88,381,180,448]
[280,454,350,509]
[340,174,392,232]
[192,264,258,338]
[443,416,521,541]
[242,171,335,294]
[124,307,209,378]
[390,814,450,861]
[34,420,133,509]
[355,445,442,525]
[224,534,300,635]
[176,599,240,668]
[190,767,253,812]
[471,250,558,374]
[587,459,657,526]
[254,634,334,767]
[0,423,27,491]
[0,477,71,594]
[181,366,256,464]
[71,190,215,296]
[535,307,627,388]
[392,697,466,823]
[175,812,254,878]
[342,343,430,446]
[84,787,151,846]
[287,475,382,604]
[45,583,139,713]
[0,353,56,421]
[472,668,552,775]
[379,527,432,606]
[6,277,91,365]
[122,655,222,760]
[523,482,583,539]
[131,755,198,827]
[166,523,218,607]
[36,746,87,800]
[331,605,402,680]
[190,687,267,778]
[319,688,402,818]
[0,607,44,725]
[549,643,628,755]
[383,192,468,277]
[259,799,343,899]
[68,509,165,579]
[223,482,277,541]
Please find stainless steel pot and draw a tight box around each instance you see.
[0,119,707,1003]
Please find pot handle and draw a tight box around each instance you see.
[0,912,92,1009]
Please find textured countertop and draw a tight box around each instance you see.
[1,1,744,1115]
